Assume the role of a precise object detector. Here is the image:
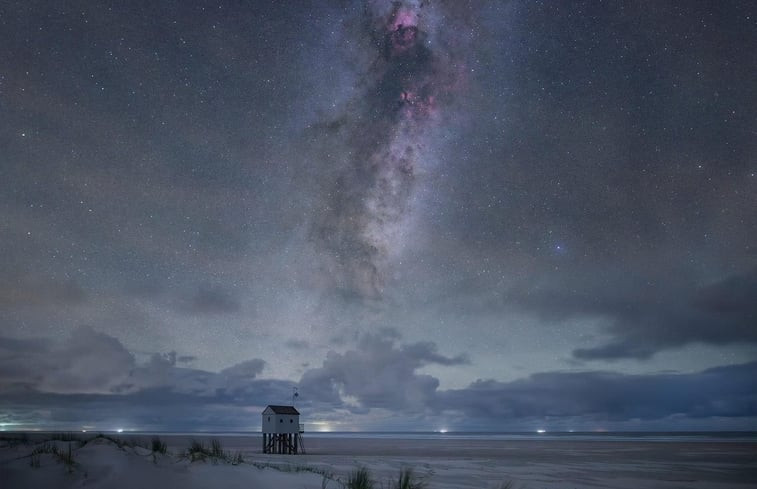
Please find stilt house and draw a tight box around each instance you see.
[262,405,303,454]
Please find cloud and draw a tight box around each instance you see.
[0,328,270,399]
[499,267,757,360]
[300,331,468,411]
[0,327,296,430]
[1,327,755,431]
[436,362,757,424]
[0,326,135,394]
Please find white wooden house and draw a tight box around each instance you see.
[262,405,303,454]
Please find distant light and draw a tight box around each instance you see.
[439,429,448,433]
[116,428,124,433]
[537,429,546,433]
[82,430,87,433]
[311,421,332,432]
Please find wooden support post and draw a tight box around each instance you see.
[294,433,298,454]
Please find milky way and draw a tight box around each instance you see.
[312,0,466,300]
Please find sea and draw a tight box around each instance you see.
[114,431,757,442]
[288,431,757,442]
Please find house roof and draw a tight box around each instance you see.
[264,405,300,415]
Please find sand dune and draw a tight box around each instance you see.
[1,433,755,488]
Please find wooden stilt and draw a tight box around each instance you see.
[262,430,301,454]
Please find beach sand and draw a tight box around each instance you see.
[1,433,754,488]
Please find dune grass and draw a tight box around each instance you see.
[186,438,230,462]
[347,467,374,489]
[151,436,167,454]
[56,443,76,473]
[29,452,41,468]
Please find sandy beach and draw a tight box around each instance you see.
[1,433,755,488]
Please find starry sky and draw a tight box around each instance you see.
[1,0,756,432]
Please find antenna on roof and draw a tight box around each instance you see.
[292,387,299,405]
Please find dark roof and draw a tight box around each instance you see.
[265,405,299,415]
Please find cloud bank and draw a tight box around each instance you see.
[1,327,754,431]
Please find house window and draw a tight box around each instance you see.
[290,419,293,423]
[280,419,283,423]
[267,417,270,422]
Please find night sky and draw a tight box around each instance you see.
[1,0,756,432]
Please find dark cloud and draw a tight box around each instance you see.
[437,362,757,424]
[0,327,288,430]
[0,326,134,394]
[0,328,267,398]
[500,267,757,360]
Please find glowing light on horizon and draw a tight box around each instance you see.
[310,421,333,432]
[537,429,546,433]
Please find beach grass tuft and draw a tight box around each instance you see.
[186,438,229,462]
[347,467,374,489]
[211,438,224,458]
[151,436,167,454]
[56,442,76,473]
[187,439,207,460]
[31,442,59,455]
[29,452,41,468]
